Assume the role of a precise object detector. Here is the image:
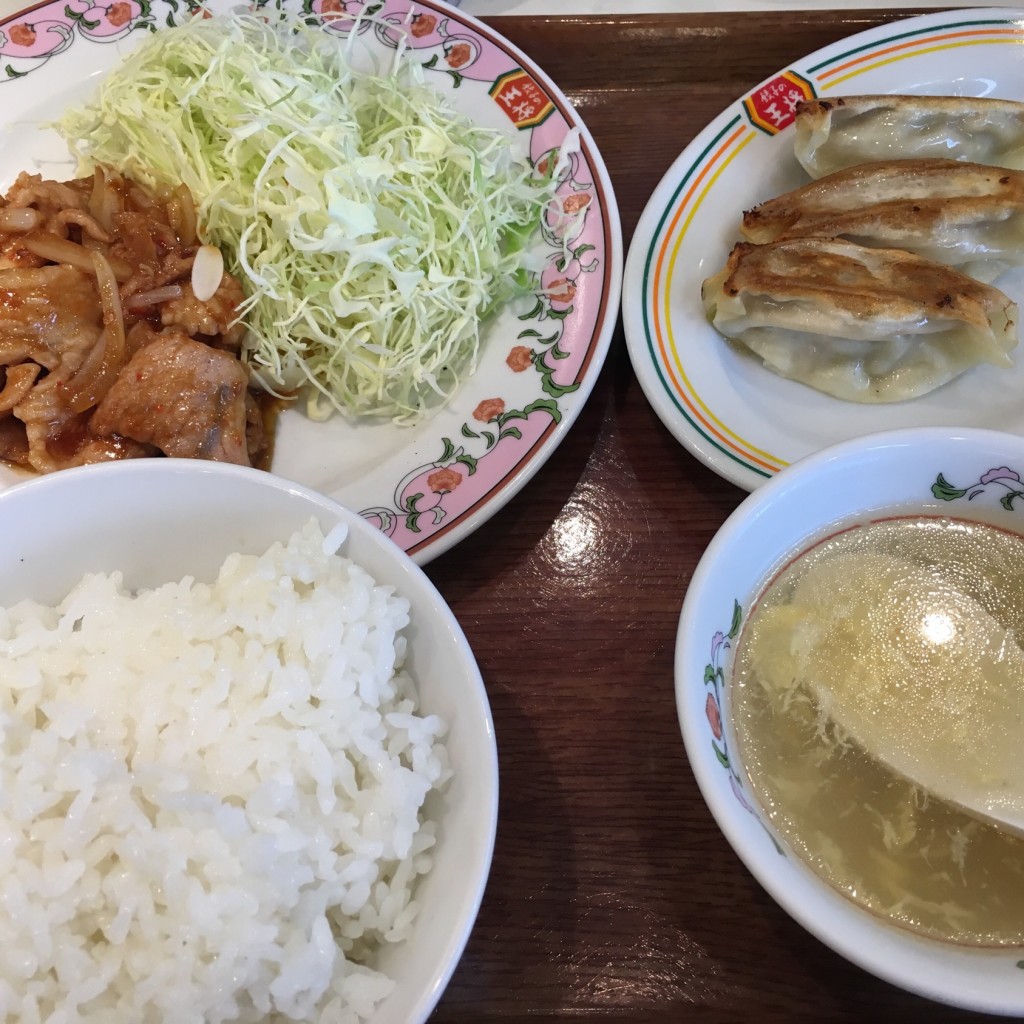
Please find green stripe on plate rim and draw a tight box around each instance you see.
[640,114,772,480]
[806,15,1020,74]
[640,10,1024,484]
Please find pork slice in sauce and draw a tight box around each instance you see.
[3,172,90,213]
[15,375,154,474]
[1,264,136,472]
[0,265,101,370]
[90,329,251,465]
[160,275,246,351]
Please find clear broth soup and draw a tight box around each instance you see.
[732,514,1024,946]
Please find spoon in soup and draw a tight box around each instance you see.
[747,549,1024,838]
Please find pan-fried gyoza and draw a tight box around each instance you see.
[701,237,1018,403]
[793,95,1024,179]
[740,159,1024,284]
[0,166,271,474]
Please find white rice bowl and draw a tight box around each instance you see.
[0,460,496,1024]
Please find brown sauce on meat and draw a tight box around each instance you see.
[0,389,291,474]
[0,416,29,467]
[45,413,90,462]
[250,390,290,472]
[1,167,284,475]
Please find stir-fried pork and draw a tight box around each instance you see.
[17,376,155,474]
[0,167,271,474]
[160,277,246,349]
[91,330,250,465]
[0,265,101,370]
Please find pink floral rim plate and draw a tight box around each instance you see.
[0,0,622,564]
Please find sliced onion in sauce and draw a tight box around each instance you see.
[0,207,44,232]
[21,231,96,273]
[167,183,198,247]
[62,251,127,413]
[88,165,122,234]
[0,362,41,414]
[20,232,132,283]
[124,284,183,311]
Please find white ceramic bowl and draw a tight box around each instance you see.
[676,426,1024,1016]
[0,458,497,1024]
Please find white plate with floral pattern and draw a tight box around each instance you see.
[623,8,1024,493]
[0,0,621,564]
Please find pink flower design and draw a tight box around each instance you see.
[76,0,143,38]
[506,346,533,372]
[729,774,755,814]
[427,467,462,494]
[706,693,723,741]
[410,13,436,37]
[710,630,726,661]
[106,1,133,26]
[445,40,473,68]
[8,22,36,46]
[562,191,591,215]
[0,17,73,56]
[319,0,359,21]
[473,398,505,423]
[981,466,1021,485]
[547,278,576,305]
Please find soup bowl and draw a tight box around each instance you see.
[0,458,497,1024]
[676,426,1024,1015]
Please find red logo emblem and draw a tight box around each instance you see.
[743,71,816,135]
[489,69,554,130]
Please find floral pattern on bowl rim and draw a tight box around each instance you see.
[703,599,782,853]
[0,0,622,565]
[933,465,1024,511]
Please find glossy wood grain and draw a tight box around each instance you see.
[426,10,998,1022]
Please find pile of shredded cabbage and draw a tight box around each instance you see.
[57,12,554,421]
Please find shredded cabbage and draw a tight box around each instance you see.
[57,12,554,421]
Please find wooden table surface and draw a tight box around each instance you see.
[425,9,1004,1023]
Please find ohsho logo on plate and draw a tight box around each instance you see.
[743,70,815,135]
[489,68,554,129]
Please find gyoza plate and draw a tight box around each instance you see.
[623,8,1024,492]
[0,0,621,563]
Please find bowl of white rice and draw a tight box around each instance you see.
[0,458,497,1024]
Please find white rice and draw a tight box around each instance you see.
[0,519,449,1023]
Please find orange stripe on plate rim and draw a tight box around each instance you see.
[651,128,787,473]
